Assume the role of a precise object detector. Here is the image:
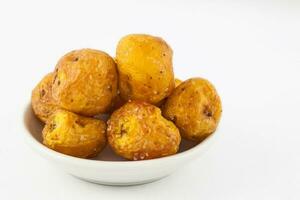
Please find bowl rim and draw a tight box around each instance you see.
[23,102,218,167]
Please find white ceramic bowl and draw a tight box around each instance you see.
[23,104,218,186]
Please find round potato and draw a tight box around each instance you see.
[162,78,222,142]
[107,101,181,160]
[116,34,175,104]
[42,109,107,158]
[31,73,58,123]
[52,49,118,116]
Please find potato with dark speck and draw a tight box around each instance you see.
[107,101,181,160]
[116,34,175,105]
[31,73,58,123]
[162,78,222,142]
[42,109,107,158]
[52,49,118,116]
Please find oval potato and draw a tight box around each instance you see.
[31,73,57,123]
[107,101,181,160]
[43,109,107,158]
[52,49,118,116]
[116,34,175,104]
[162,78,222,142]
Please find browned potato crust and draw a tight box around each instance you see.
[52,49,118,116]
[42,109,107,158]
[107,101,181,160]
[116,34,175,104]
[162,78,222,142]
[31,73,58,123]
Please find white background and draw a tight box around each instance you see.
[0,0,299,199]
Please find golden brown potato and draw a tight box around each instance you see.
[116,34,175,104]
[52,49,118,116]
[42,109,106,158]
[162,78,222,142]
[31,73,58,123]
[107,101,181,160]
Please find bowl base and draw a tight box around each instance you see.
[72,175,169,186]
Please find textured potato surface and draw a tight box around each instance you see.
[162,78,222,142]
[116,34,175,104]
[107,101,181,160]
[31,73,57,123]
[52,49,118,116]
[42,109,107,158]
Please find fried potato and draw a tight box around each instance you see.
[42,109,106,158]
[107,101,181,160]
[31,73,58,123]
[116,34,175,104]
[52,49,118,116]
[162,78,222,142]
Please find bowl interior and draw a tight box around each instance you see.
[24,105,199,161]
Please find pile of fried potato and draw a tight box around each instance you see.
[31,34,222,161]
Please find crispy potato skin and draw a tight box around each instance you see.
[42,109,107,158]
[116,34,175,104]
[107,101,181,160]
[31,73,58,123]
[52,49,118,116]
[162,78,222,142]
